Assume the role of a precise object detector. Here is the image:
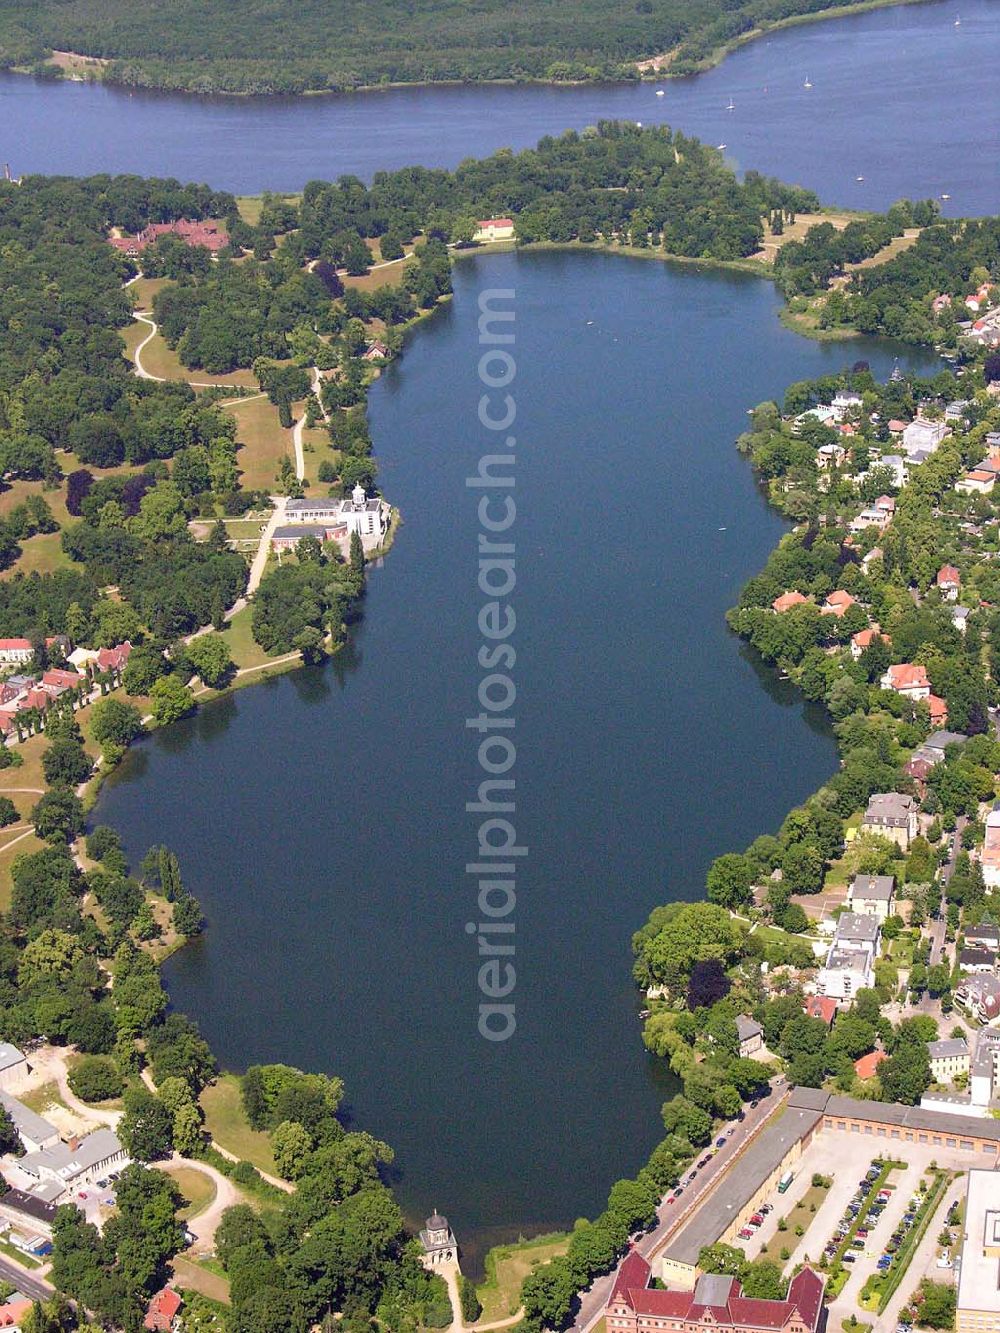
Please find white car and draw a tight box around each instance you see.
[936,1256,953,1269]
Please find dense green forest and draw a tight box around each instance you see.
[0,0,902,94]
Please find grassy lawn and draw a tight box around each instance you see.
[163,1165,218,1221]
[226,395,293,491]
[218,604,286,673]
[173,1255,231,1304]
[0,1239,40,1268]
[1,530,74,579]
[200,1073,277,1176]
[476,1233,570,1323]
[343,255,411,293]
[235,195,300,227]
[129,322,258,390]
[751,211,863,264]
[128,276,169,308]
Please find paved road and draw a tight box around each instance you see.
[570,1084,790,1333]
[247,495,286,594]
[0,1255,53,1303]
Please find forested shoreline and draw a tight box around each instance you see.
[0,0,914,94]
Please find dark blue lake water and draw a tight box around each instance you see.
[96,250,940,1258]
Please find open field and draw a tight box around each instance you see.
[235,195,300,227]
[218,604,286,673]
[476,1233,570,1323]
[343,250,414,293]
[128,277,170,308]
[226,396,294,491]
[200,1074,278,1176]
[173,1255,231,1304]
[163,1165,218,1222]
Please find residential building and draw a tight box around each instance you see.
[982,807,1000,888]
[803,995,838,1026]
[144,1287,183,1331]
[847,874,895,920]
[850,626,890,660]
[772,591,810,613]
[607,1254,825,1333]
[902,417,950,455]
[816,915,880,1001]
[0,1092,58,1153]
[832,391,863,416]
[923,731,968,763]
[956,975,1000,1024]
[879,454,907,488]
[966,922,1000,951]
[957,469,997,495]
[18,1128,129,1201]
[821,590,856,617]
[362,340,389,362]
[953,605,971,634]
[928,1038,971,1083]
[959,948,996,974]
[927,694,949,727]
[817,442,846,469]
[0,1045,28,1094]
[956,1170,1000,1333]
[0,640,33,666]
[473,218,515,242]
[937,565,961,600]
[861,546,883,572]
[736,1015,764,1058]
[862,792,918,849]
[854,1050,886,1080]
[880,663,930,700]
[0,1292,31,1328]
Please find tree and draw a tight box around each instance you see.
[698,1244,747,1277]
[123,644,168,695]
[31,788,84,843]
[90,697,143,752]
[459,1275,482,1323]
[521,1257,578,1333]
[68,1056,124,1103]
[879,1043,930,1105]
[272,1119,314,1180]
[42,739,92,787]
[916,1280,957,1330]
[706,853,754,909]
[661,1095,711,1146]
[186,634,234,688]
[118,1087,173,1161]
[741,1260,786,1300]
[150,675,195,726]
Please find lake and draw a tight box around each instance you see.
[2,0,999,212]
[95,249,941,1262]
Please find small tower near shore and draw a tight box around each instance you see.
[420,1209,459,1269]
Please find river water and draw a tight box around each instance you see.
[2,0,998,213]
[5,0,987,1260]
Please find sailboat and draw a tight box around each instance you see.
[954,15,961,25]
[803,75,812,88]
[726,97,735,110]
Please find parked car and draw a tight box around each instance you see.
[750,1214,764,1226]
[739,1228,754,1240]
[760,1205,772,1215]
[843,1254,857,1264]
[857,1229,868,1239]
[77,1192,88,1200]
[936,1256,953,1269]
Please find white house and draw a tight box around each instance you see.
[880,663,930,700]
[284,486,391,554]
[816,912,881,1003]
[879,455,907,489]
[0,1093,59,1154]
[736,1015,764,1058]
[847,874,895,921]
[474,218,515,242]
[902,417,950,456]
[0,641,33,666]
[862,792,918,850]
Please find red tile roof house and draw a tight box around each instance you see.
[936,564,961,601]
[0,1294,32,1327]
[850,626,890,660]
[772,591,810,613]
[880,663,931,700]
[927,694,949,727]
[96,642,133,674]
[821,590,856,617]
[803,995,838,1026]
[41,669,81,697]
[109,219,228,256]
[144,1287,182,1331]
[606,1251,825,1333]
[854,1050,887,1080]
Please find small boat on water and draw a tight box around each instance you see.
[656,89,665,96]
[856,175,864,182]
[803,75,812,88]
[717,143,727,150]
[954,15,961,25]
[941,192,951,200]
[726,97,735,110]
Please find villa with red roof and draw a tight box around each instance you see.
[821,590,855,617]
[927,694,949,727]
[772,591,810,613]
[0,639,34,666]
[109,219,228,258]
[850,625,890,660]
[606,1251,825,1333]
[854,1049,887,1080]
[803,995,838,1026]
[936,565,961,601]
[880,663,930,700]
[473,218,515,242]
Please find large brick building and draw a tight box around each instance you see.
[606,1250,825,1333]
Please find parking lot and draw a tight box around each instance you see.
[729,1127,971,1332]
